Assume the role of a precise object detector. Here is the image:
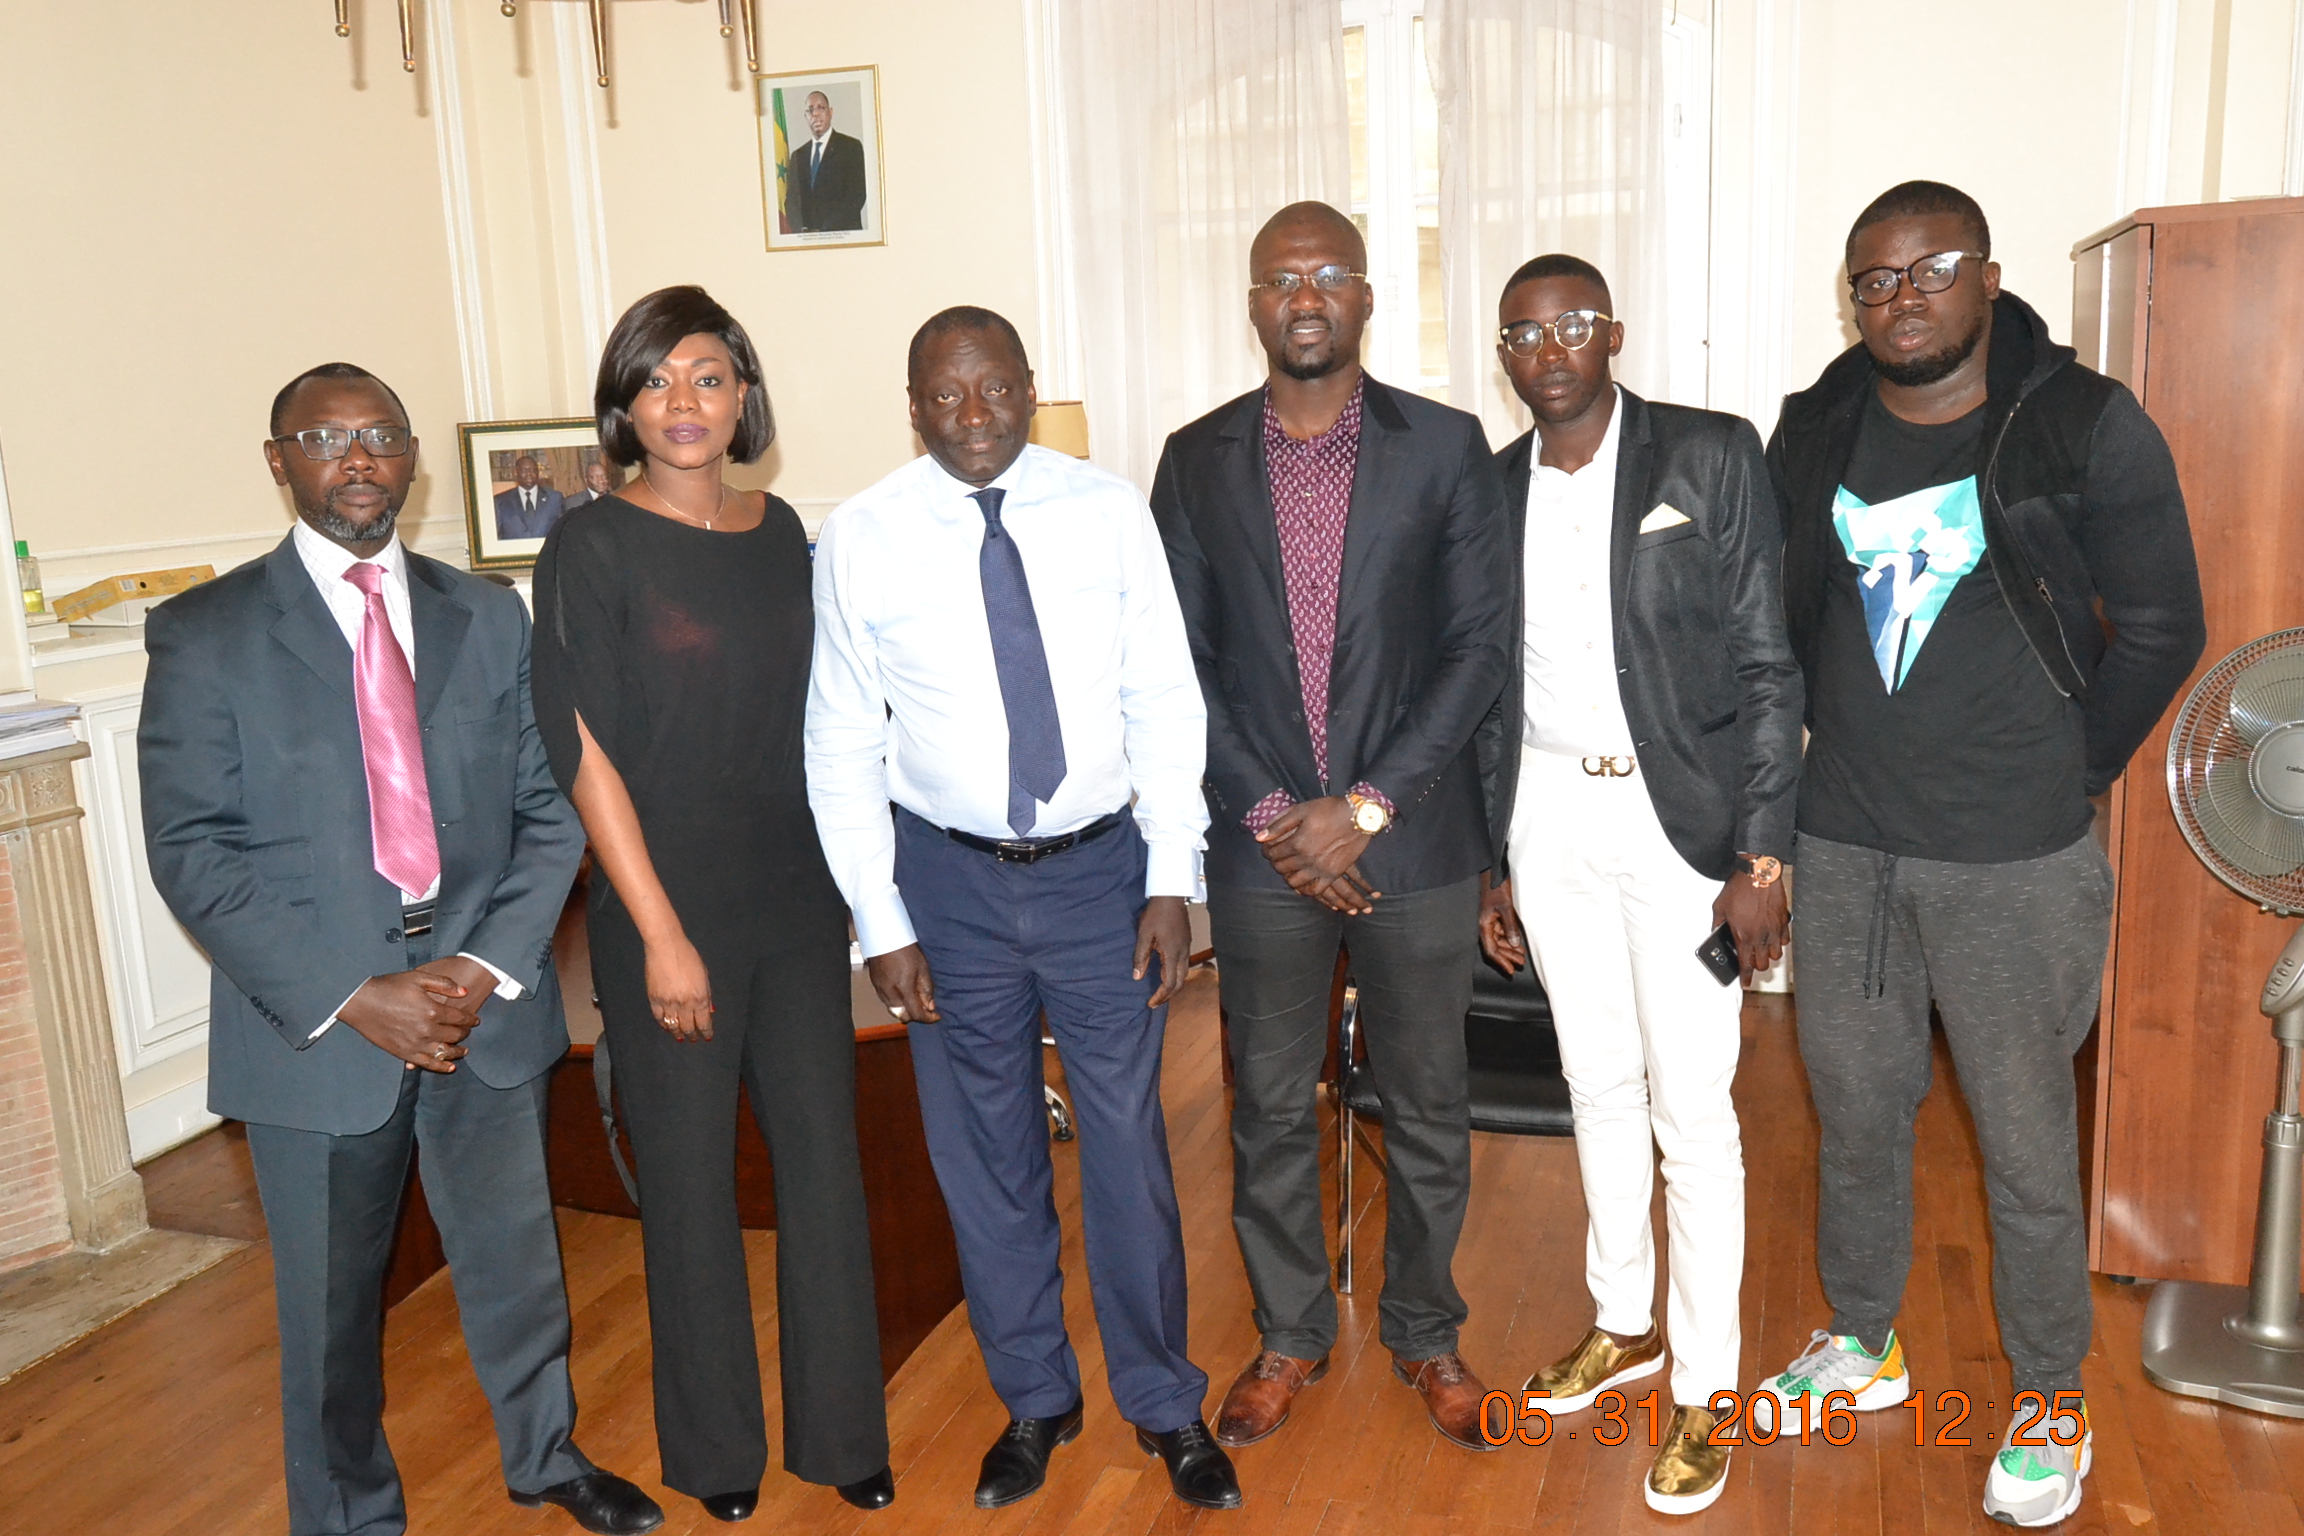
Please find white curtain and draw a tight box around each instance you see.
[1426,0,1667,450]
[1041,0,1351,490]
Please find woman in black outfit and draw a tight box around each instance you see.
[532,286,892,1521]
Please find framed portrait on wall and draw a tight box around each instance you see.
[757,65,885,252]
[456,418,625,572]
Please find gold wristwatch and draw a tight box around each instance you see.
[1735,852,1783,889]
[1347,792,1392,835]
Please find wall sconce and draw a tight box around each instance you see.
[332,1,761,90]
[1029,403,1092,460]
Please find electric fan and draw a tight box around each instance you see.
[2140,628,2304,1416]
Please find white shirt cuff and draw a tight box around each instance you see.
[852,890,919,960]
[1144,842,1205,904]
[458,952,526,1001]
[310,955,523,1041]
[311,985,365,1042]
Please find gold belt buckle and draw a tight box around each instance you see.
[1579,755,1637,778]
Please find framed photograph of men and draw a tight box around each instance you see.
[758,65,885,252]
[456,417,625,572]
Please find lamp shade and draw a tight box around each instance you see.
[1029,401,1091,459]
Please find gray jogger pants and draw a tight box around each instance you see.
[1791,831,2113,1395]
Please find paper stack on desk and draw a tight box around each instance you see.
[0,700,83,761]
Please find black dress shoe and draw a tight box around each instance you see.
[836,1464,896,1510]
[698,1487,758,1522]
[1135,1420,1244,1511]
[508,1471,666,1534]
[974,1398,1085,1509]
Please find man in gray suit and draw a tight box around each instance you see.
[560,458,619,513]
[494,454,567,539]
[139,363,661,1536]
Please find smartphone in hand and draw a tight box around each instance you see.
[1696,921,1741,987]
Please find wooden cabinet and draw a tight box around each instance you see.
[2074,197,2304,1284]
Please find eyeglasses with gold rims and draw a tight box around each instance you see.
[1498,310,1615,357]
[1250,265,1368,296]
[270,426,412,461]
[1846,250,1986,308]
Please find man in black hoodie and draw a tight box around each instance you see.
[1750,182,2203,1528]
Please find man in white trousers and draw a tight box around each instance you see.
[1475,255,1804,1515]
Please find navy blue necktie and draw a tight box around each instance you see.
[973,487,1067,835]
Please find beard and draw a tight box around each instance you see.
[1873,307,1987,387]
[1273,316,1356,381]
[305,484,401,544]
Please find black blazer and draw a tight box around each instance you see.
[139,536,587,1135]
[1151,376,1512,895]
[787,131,867,231]
[1481,389,1803,882]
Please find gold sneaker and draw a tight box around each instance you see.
[1646,1403,1731,1515]
[1521,1325,1665,1413]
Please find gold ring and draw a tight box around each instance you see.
[433,1046,447,1060]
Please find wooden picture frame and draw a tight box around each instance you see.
[456,417,623,572]
[758,65,886,253]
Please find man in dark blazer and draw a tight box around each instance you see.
[494,454,567,539]
[139,363,659,1536]
[785,90,867,232]
[1150,202,1513,1456]
[1475,255,1802,1517]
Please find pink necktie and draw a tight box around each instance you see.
[343,563,440,898]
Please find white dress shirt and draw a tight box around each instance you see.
[807,445,1210,958]
[1520,386,1639,756]
[290,521,521,1033]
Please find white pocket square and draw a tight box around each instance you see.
[1639,504,1692,533]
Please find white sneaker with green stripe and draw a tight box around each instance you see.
[1982,1400,2091,1527]
[1748,1329,1910,1436]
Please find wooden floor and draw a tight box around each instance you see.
[3,973,2298,1534]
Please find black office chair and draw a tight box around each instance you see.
[1332,958,1572,1292]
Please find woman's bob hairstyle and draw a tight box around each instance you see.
[593,285,774,468]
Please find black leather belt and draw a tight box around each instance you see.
[947,810,1126,864]
[400,900,437,938]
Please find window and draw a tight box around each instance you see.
[1344,3,1716,410]
[1343,1,1448,403]
[1661,3,1713,407]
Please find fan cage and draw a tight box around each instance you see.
[2166,628,2304,917]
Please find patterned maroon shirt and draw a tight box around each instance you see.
[1243,383,1392,835]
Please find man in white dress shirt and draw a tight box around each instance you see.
[806,307,1239,1513]
[1475,258,1802,1515]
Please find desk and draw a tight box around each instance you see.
[383,888,965,1384]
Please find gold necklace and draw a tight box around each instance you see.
[641,481,733,530]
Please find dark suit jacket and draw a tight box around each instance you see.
[787,130,867,231]
[139,535,586,1135]
[1481,389,1803,883]
[495,485,566,540]
[1151,377,1512,895]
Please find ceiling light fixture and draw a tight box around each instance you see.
[329,0,761,91]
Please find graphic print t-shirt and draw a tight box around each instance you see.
[1795,390,2090,863]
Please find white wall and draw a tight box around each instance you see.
[0,3,471,597]
[1706,0,2303,432]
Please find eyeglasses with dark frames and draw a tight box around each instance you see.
[1847,251,1986,308]
[271,426,412,461]
[1498,310,1614,357]
[1250,265,1368,296]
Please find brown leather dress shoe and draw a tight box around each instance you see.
[1214,1350,1330,1447]
[1392,1351,1506,1452]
